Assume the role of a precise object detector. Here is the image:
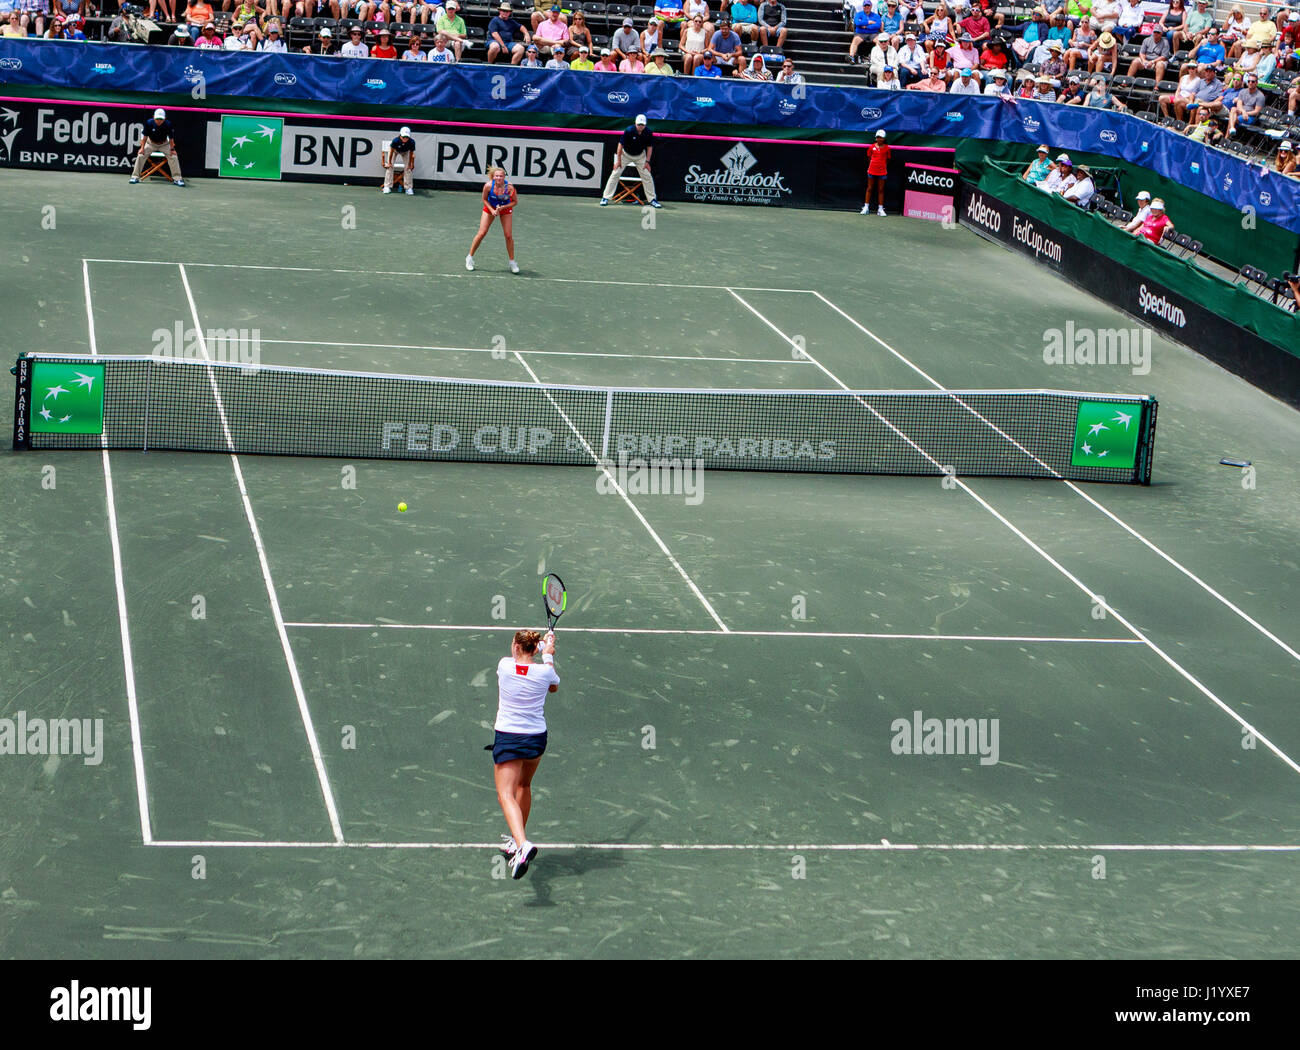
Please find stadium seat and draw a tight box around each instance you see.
[630,4,653,18]
[1273,277,1297,312]
[1111,75,1134,93]
[1236,264,1270,293]
[1130,77,1156,99]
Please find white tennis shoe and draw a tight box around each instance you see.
[465,254,475,271]
[510,840,537,879]
[500,835,517,858]
[509,259,520,274]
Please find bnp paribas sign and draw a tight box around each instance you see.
[218,115,284,180]
[29,361,104,435]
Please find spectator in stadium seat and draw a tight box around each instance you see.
[370,26,397,56]
[563,9,592,54]
[194,20,223,45]
[1087,27,1119,73]
[946,32,980,78]
[1173,0,1213,53]
[402,31,428,58]
[612,16,641,59]
[984,66,1010,93]
[169,23,192,43]
[1158,0,1185,36]
[922,3,954,58]
[710,16,743,67]
[1013,11,1048,59]
[896,0,924,24]
[340,25,369,55]
[646,46,675,73]
[1023,144,1052,181]
[258,22,287,50]
[848,1,882,62]
[1220,4,1251,45]
[129,109,185,186]
[958,5,990,46]
[1159,65,1201,116]
[544,40,567,66]
[878,0,903,39]
[521,42,545,65]
[896,32,926,84]
[876,62,901,88]
[869,31,897,81]
[3,11,27,37]
[948,65,980,91]
[1185,62,1225,118]
[618,45,645,71]
[429,32,457,61]
[1089,0,1118,30]
[1183,105,1222,141]
[683,0,713,36]
[302,26,337,53]
[681,14,709,71]
[1077,72,1127,106]
[1232,4,1279,56]
[1235,37,1267,75]
[907,64,948,89]
[980,37,1008,73]
[1272,140,1297,174]
[594,46,618,70]
[534,4,569,57]
[1057,72,1085,100]
[737,51,771,77]
[434,2,468,60]
[1226,71,1266,133]
[729,0,760,40]
[1015,69,1038,95]
[1032,74,1058,99]
[570,44,594,68]
[758,0,787,48]
[181,0,213,38]
[655,0,685,25]
[776,56,802,82]
[1063,163,1096,205]
[1191,26,1227,68]
[1113,0,1143,40]
[1064,19,1096,71]
[641,17,665,53]
[1036,153,1075,192]
[1045,9,1070,46]
[1127,25,1171,82]
[382,127,416,194]
[1132,197,1173,243]
[694,47,723,73]
[1064,0,1091,27]
[488,2,529,63]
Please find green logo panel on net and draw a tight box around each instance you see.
[1071,399,1141,470]
[30,361,105,435]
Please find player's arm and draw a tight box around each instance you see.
[541,632,558,691]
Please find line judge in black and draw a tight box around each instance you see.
[599,114,662,208]
[129,108,185,186]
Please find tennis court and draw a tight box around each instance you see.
[3,172,1298,958]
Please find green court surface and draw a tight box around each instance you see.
[2,172,1298,959]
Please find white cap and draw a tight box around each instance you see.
[320,26,332,36]
[1136,190,1151,200]
[875,130,886,137]
[635,113,647,125]
[1282,140,1294,150]
[400,126,411,136]
[153,108,165,119]
[1150,198,1165,210]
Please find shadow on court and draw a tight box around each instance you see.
[524,849,626,908]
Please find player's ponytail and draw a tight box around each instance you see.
[514,629,542,654]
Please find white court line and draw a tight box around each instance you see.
[83,260,154,846]
[81,259,812,294]
[728,289,1300,779]
[283,622,1143,644]
[256,338,805,366]
[179,264,345,844]
[147,840,1300,853]
[511,350,729,633]
[812,291,1300,669]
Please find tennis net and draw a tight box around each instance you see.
[12,354,1157,484]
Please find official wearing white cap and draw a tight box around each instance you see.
[130,107,185,186]
[383,126,417,195]
[600,113,661,208]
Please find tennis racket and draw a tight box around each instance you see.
[542,573,567,633]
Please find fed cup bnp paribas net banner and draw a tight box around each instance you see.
[218,115,285,180]
[1071,399,1141,470]
[29,361,104,435]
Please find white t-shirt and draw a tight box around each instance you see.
[260,38,287,51]
[949,77,981,94]
[1064,176,1094,206]
[495,655,559,734]
[340,41,370,57]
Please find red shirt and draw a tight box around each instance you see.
[980,47,1007,68]
[960,14,989,38]
[867,142,891,177]
[371,43,398,58]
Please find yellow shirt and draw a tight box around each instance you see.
[1246,19,1277,47]
[2,25,26,37]
[569,58,594,70]
[644,62,675,75]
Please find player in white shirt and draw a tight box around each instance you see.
[490,629,560,879]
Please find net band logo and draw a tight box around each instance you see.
[1071,399,1141,469]
[50,981,150,1030]
[29,361,104,435]
[380,423,554,455]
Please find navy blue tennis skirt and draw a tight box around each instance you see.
[491,730,548,764]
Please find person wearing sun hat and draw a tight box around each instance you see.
[1272,140,1296,176]
[1087,26,1119,73]
[645,47,676,74]
[1023,144,1052,183]
[487,2,530,64]
[984,66,1009,94]
[370,26,398,58]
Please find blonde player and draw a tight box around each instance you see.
[490,628,558,878]
[466,166,519,273]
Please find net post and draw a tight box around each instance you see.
[11,354,33,451]
[1134,397,1158,486]
[601,388,613,462]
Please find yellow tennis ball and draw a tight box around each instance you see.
[398,502,407,513]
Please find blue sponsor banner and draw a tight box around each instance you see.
[2,39,1298,234]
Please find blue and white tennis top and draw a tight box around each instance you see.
[495,655,559,734]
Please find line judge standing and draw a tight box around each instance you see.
[599,113,662,208]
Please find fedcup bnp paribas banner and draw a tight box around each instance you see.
[205,113,606,190]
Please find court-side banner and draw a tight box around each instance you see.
[2,39,1298,234]
[959,182,1300,408]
